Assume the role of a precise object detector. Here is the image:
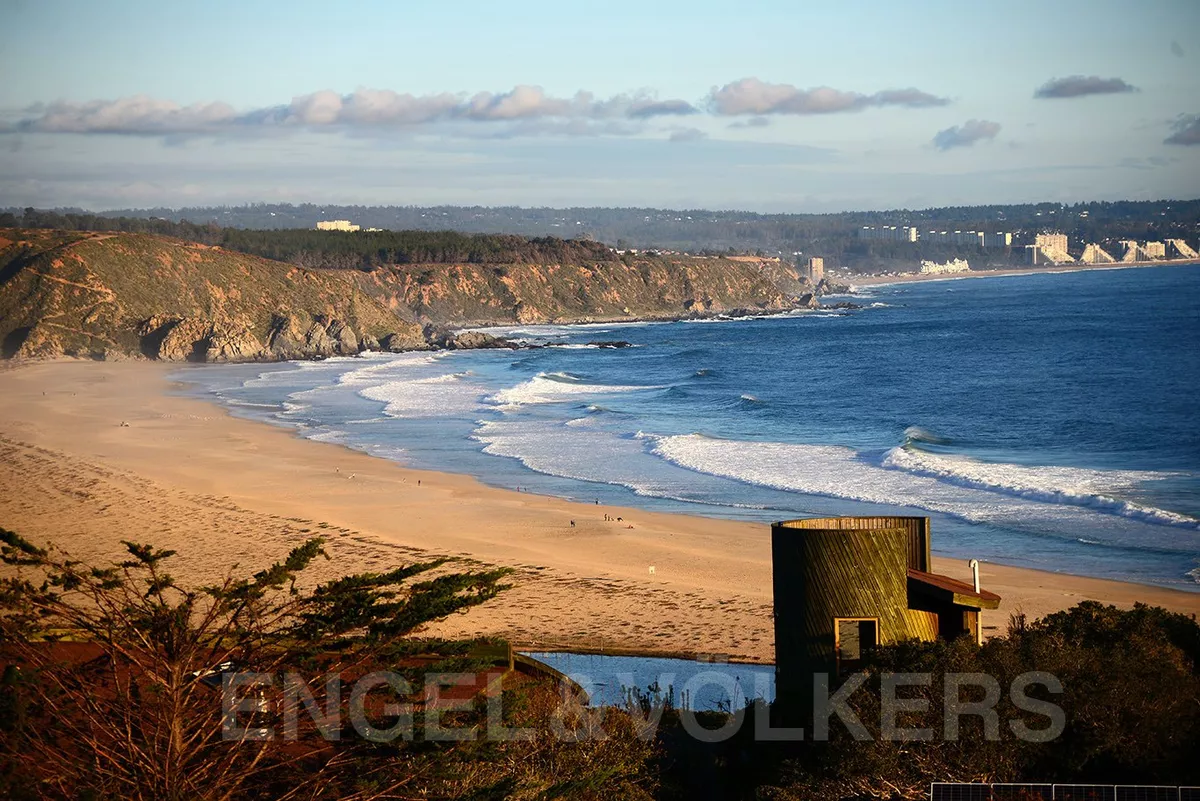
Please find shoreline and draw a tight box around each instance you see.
[2,360,1197,664]
[840,258,1200,288]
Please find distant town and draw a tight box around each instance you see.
[856,225,1198,267]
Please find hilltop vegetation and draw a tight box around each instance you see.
[221,228,619,269]
[2,209,619,268]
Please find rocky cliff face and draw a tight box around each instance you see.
[350,256,805,326]
[0,230,425,362]
[1,230,809,363]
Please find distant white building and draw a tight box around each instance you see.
[923,230,999,247]
[316,220,361,232]
[1079,243,1116,264]
[1166,239,1199,259]
[1118,240,1169,262]
[1029,232,1072,264]
[919,258,971,274]
[858,226,918,243]
[1034,232,1069,253]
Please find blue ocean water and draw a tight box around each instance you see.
[175,265,1200,589]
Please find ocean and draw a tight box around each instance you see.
[176,264,1200,589]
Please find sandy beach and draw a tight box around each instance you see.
[1,360,1196,664]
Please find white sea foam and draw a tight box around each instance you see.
[470,420,765,509]
[360,373,486,418]
[335,353,445,387]
[648,433,1200,546]
[881,446,1198,529]
[487,372,665,408]
[302,427,345,444]
[242,359,330,388]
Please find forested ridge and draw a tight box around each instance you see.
[0,209,615,269]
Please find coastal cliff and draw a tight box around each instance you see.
[1,229,807,362]
[351,255,805,325]
[0,230,425,361]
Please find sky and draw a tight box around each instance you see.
[1,0,1198,213]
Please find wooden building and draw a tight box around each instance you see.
[771,516,999,716]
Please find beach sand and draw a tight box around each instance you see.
[2,360,1196,663]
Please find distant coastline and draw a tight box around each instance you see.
[844,257,1200,288]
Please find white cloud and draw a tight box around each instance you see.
[707,78,948,116]
[9,86,699,137]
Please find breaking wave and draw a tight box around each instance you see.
[648,433,1200,544]
[487,372,666,408]
[360,372,486,418]
[881,445,1198,530]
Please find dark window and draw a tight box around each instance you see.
[835,618,878,673]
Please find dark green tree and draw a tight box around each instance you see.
[0,528,511,800]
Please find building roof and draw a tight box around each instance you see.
[907,568,1001,610]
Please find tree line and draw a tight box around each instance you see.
[0,208,618,269]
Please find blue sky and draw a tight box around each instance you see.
[1,0,1197,212]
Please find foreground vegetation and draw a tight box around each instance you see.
[2,528,1197,799]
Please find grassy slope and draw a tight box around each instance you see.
[0,230,418,358]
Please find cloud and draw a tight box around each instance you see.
[1170,40,1184,58]
[707,77,948,115]
[8,86,699,137]
[1164,114,1200,146]
[728,116,771,129]
[18,95,240,134]
[626,98,699,119]
[1033,75,1137,99]
[668,127,707,143]
[932,119,1001,150]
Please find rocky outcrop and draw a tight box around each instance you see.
[423,326,517,350]
[138,316,268,362]
[796,293,821,310]
[351,255,806,327]
[205,326,265,362]
[814,278,851,296]
[0,230,425,363]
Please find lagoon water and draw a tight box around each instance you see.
[178,264,1200,589]
[522,652,775,711]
